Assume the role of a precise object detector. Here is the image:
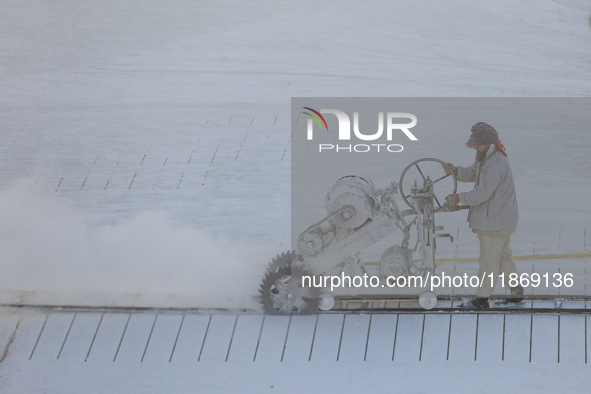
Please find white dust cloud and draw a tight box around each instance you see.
[0,182,268,310]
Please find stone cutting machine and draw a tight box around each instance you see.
[259,158,464,314]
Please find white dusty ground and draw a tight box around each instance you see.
[1,0,591,392]
[0,307,590,394]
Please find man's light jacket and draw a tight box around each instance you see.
[457,145,519,231]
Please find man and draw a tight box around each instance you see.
[442,122,524,309]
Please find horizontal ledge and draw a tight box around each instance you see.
[362,250,591,265]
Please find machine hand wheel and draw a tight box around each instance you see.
[399,157,457,213]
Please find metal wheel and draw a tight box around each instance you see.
[259,251,319,315]
[399,157,457,213]
[419,292,438,310]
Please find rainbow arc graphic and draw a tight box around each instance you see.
[302,107,328,131]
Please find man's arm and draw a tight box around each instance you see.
[456,162,478,182]
[459,163,503,206]
[442,162,477,182]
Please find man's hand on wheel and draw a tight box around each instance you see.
[444,193,460,210]
[442,163,458,176]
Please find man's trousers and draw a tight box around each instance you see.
[475,223,519,298]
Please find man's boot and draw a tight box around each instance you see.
[458,297,490,309]
[507,284,524,302]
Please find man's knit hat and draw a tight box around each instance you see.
[466,122,498,148]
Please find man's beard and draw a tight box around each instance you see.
[476,150,487,163]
